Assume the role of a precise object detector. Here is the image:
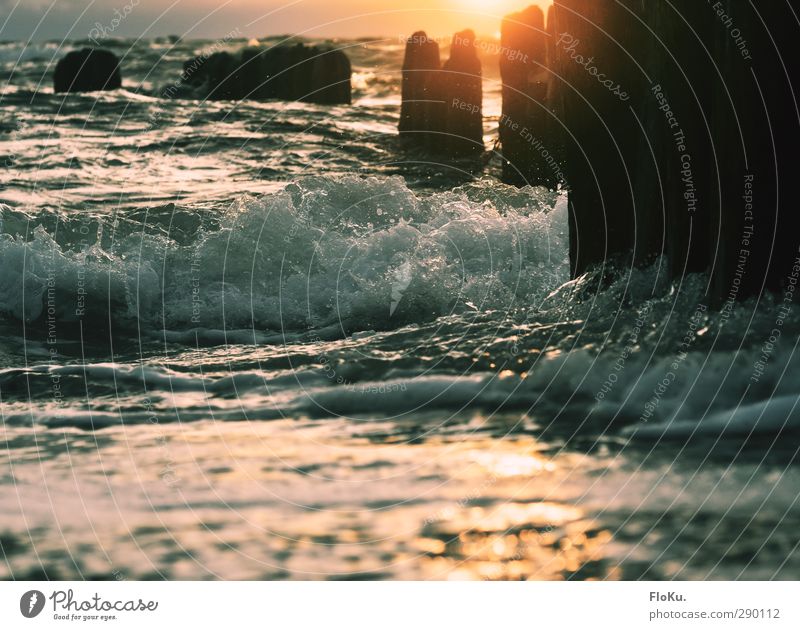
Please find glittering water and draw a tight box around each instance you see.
[1,36,800,581]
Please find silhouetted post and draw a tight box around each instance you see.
[183,44,352,104]
[550,0,800,301]
[550,0,654,276]
[399,31,444,146]
[204,51,241,100]
[54,48,122,93]
[703,0,800,301]
[309,48,352,105]
[498,6,552,186]
[551,0,720,278]
[441,29,483,155]
[635,2,719,281]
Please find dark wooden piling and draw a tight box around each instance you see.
[54,48,121,93]
[399,31,444,146]
[547,0,800,300]
[183,44,352,105]
[706,1,800,301]
[198,51,241,100]
[550,1,653,276]
[399,30,484,155]
[309,47,352,105]
[441,30,483,155]
[498,6,552,186]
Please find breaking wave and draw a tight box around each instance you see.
[0,175,568,337]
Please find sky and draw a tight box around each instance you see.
[0,0,552,41]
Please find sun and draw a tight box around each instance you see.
[454,0,552,17]
[439,0,553,39]
[459,0,515,8]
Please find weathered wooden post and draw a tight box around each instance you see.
[308,48,352,105]
[182,44,352,104]
[549,0,800,301]
[399,31,444,147]
[705,1,800,301]
[498,6,552,186]
[550,0,653,276]
[54,48,122,93]
[636,2,723,281]
[441,29,483,155]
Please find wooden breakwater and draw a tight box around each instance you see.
[399,30,484,155]
[183,44,351,104]
[52,13,800,303]
[52,44,352,105]
[54,48,122,93]
[497,5,556,186]
[500,1,800,301]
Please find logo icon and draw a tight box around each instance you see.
[20,590,45,618]
[390,259,413,317]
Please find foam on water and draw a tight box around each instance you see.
[3,169,800,440]
[5,329,800,440]
[0,175,568,335]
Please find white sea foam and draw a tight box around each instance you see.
[3,177,800,440]
[7,339,800,441]
[0,176,568,334]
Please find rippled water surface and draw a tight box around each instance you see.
[1,37,800,580]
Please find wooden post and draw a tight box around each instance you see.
[54,48,122,93]
[549,0,800,301]
[399,31,443,146]
[498,6,551,186]
[183,45,352,105]
[706,1,800,302]
[551,0,650,276]
[442,29,483,155]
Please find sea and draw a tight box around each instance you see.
[1,35,799,580]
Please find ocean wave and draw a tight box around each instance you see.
[7,336,800,440]
[0,175,568,335]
